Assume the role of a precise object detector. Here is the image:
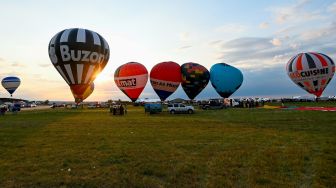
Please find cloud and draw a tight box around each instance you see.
[270,38,282,46]
[11,62,26,67]
[215,23,247,34]
[299,21,336,41]
[270,0,324,24]
[179,45,192,50]
[217,37,290,69]
[179,32,191,41]
[259,22,269,29]
[328,2,336,13]
[39,63,51,67]
[209,40,223,46]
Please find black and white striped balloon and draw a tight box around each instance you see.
[48,28,110,102]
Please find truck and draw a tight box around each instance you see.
[167,103,194,114]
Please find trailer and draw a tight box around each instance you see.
[144,103,162,114]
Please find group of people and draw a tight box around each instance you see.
[237,99,265,108]
[110,104,127,115]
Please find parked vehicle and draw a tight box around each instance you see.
[144,103,162,114]
[28,103,37,108]
[167,103,194,114]
[200,99,224,110]
[10,103,21,112]
[87,104,97,109]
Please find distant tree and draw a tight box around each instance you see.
[43,100,49,105]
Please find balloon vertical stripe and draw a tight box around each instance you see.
[84,65,95,84]
[64,64,75,84]
[92,32,101,45]
[305,54,317,69]
[56,66,70,84]
[296,54,303,71]
[77,64,84,84]
[60,29,71,42]
[312,53,328,67]
[76,29,86,43]
[287,55,297,72]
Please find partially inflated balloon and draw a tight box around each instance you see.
[71,82,94,103]
[181,62,210,99]
[210,63,243,98]
[2,76,21,97]
[286,52,335,97]
[48,28,109,102]
[150,61,181,101]
[114,62,148,102]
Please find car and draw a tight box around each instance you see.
[87,104,97,109]
[167,103,194,114]
[28,103,37,108]
[200,99,224,110]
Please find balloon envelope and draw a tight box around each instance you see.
[286,52,335,97]
[181,62,210,100]
[210,63,243,98]
[48,28,109,102]
[114,62,148,102]
[150,61,181,101]
[70,82,94,103]
[2,76,21,96]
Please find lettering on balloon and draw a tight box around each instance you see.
[150,79,179,92]
[116,78,137,87]
[289,68,329,79]
[60,45,106,64]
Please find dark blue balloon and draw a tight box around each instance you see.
[210,63,243,98]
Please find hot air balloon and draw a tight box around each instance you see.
[2,76,21,97]
[286,52,335,97]
[48,28,110,102]
[210,63,243,98]
[114,62,148,102]
[150,61,181,101]
[181,62,210,100]
[70,82,94,103]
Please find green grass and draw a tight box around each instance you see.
[0,104,336,187]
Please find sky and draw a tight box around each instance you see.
[0,0,335,101]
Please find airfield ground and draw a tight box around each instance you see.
[0,102,335,187]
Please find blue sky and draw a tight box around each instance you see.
[0,0,335,101]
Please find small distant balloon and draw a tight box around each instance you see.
[210,63,243,98]
[114,62,148,102]
[48,28,109,102]
[286,52,335,97]
[150,61,181,101]
[2,76,21,97]
[70,82,94,103]
[181,62,210,100]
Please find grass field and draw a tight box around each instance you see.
[0,103,336,187]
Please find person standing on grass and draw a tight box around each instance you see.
[120,104,124,115]
[281,98,284,107]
